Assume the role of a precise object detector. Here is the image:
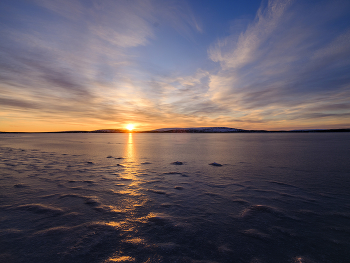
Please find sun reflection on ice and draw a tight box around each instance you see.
[104,133,149,262]
[120,133,145,200]
[105,255,135,262]
[126,133,134,160]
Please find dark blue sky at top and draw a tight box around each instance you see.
[0,0,350,131]
[133,0,263,75]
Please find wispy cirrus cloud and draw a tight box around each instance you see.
[206,0,350,129]
[0,0,204,131]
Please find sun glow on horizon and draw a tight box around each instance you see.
[126,124,135,131]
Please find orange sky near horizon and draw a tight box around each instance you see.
[1,113,349,132]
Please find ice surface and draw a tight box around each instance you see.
[0,133,350,262]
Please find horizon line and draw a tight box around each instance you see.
[1,127,350,133]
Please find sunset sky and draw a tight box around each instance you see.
[1,0,350,132]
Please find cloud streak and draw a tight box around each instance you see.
[0,0,350,131]
[206,0,350,128]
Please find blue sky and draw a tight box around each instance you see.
[1,0,350,131]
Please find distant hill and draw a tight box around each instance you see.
[287,128,350,132]
[148,127,350,133]
[53,129,127,133]
[90,129,126,133]
[151,127,245,133]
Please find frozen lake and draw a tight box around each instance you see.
[0,133,350,262]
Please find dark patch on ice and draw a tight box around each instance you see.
[148,189,167,195]
[143,180,162,185]
[84,198,100,206]
[83,180,94,184]
[241,229,271,240]
[59,194,83,199]
[119,178,132,181]
[0,228,24,238]
[249,257,264,263]
[270,181,299,189]
[279,193,316,203]
[204,192,219,197]
[209,162,222,166]
[271,226,297,237]
[0,205,12,210]
[59,194,101,207]
[70,187,85,191]
[241,205,281,218]
[156,242,178,251]
[147,213,172,225]
[206,183,227,188]
[34,225,73,236]
[13,184,27,188]
[16,204,64,215]
[291,256,317,263]
[296,209,319,216]
[171,161,183,165]
[218,244,233,253]
[232,199,249,205]
[105,189,124,196]
[160,203,173,207]
[40,194,60,199]
[93,205,123,214]
[327,212,350,220]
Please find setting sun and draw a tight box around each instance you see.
[126,124,135,131]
